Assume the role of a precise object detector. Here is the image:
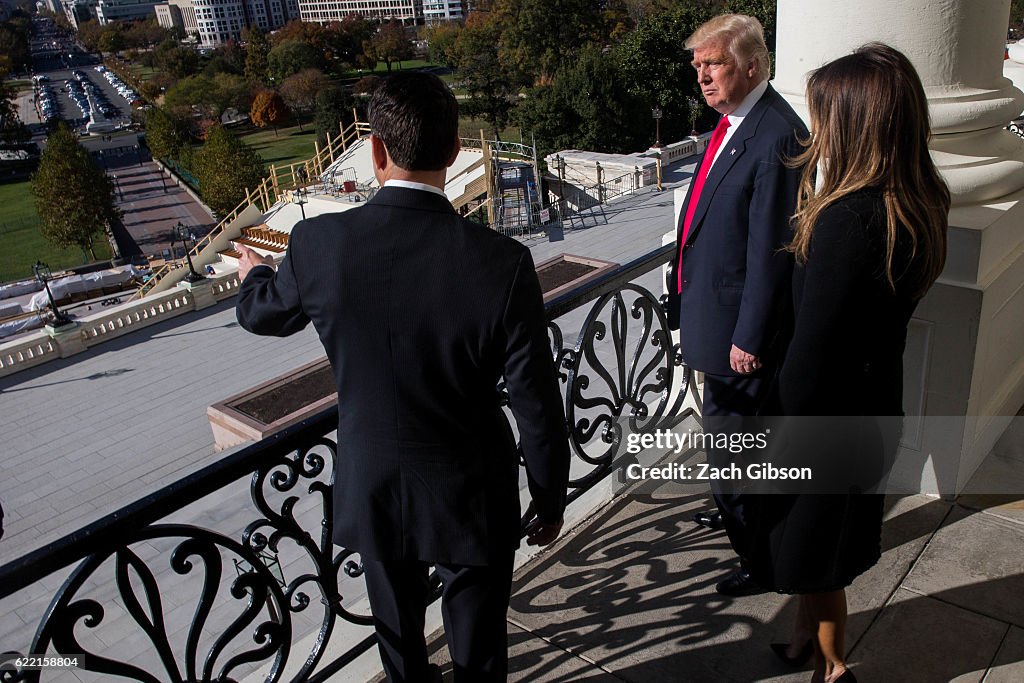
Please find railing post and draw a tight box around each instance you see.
[482,130,495,228]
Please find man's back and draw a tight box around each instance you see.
[238,185,568,566]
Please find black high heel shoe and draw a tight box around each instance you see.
[830,669,857,683]
[769,639,813,667]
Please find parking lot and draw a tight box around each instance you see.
[34,67,137,131]
[29,16,139,134]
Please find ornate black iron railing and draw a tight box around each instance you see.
[0,244,693,683]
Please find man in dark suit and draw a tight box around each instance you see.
[666,14,807,596]
[236,72,570,682]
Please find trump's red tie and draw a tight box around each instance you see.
[678,116,731,292]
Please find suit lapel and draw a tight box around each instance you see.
[683,85,778,246]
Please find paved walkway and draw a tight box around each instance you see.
[108,161,215,261]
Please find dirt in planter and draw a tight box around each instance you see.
[234,364,337,424]
[537,260,598,294]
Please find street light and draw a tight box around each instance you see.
[652,106,663,148]
[173,222,205,283]
[32,261,73,326]
[294,187,308,221]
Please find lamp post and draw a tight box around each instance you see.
[686,95,700,138]
[32,261,73,326]
[174,222,205,283]
[294,186,308,221]
[652,106,663,148]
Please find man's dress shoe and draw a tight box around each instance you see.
[715,569,767,596]
[692,511,724,530]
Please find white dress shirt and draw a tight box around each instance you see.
[710,79,769,167]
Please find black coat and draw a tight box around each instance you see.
[668,85,807,376]
[749,190,920,593]
[236,186,570,566]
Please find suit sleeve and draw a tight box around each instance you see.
[235,240,311,337]
[778,206,867,413]
[502,250,571,524]
[732,134,802,355]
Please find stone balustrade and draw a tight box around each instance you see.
[0,270,243,379]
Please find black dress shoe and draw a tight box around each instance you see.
[770,640,813,667]
[692,511,724,530]
[715,569,767,596]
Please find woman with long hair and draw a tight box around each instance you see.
[748,43,949,683]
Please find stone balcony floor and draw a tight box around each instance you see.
[414,423,1024,683]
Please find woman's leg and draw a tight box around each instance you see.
[809,589,849,681]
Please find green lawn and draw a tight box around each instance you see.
[238,123,319,170]
[6,79,32,94]
[0,182,112,284]
[127,64,158,82]
[458,118,524,144]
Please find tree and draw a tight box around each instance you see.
[268,39,323,83]
[98,26,126,56]
[193,125,266,216]
[279,68,328,131]
[164,73,249,122]
[422,23,461,69]
[203,40,247,77]
[516,46,649,158]
[243,26,271,87]
[0,21,30,73]
[32,124,120,260]
[143,106,190,160]
[371,20,412,73]
[0,75,29,144]
[322,16,375,73]
[453,15,520,140]
[155,39,201,79]
[250,89,289,136]
[313,85,355,149]
[76,20,103,54]
[497,0,602,84]
[613,3,718,141]
[123,18,171,49]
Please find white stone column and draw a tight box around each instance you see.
[775,0,1024,204]
[774,0,1024,494]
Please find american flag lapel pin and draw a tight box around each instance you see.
[730,148,737,155]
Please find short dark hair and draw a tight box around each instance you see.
[367,72,459,171]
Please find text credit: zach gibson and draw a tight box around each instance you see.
[623,429,813,482]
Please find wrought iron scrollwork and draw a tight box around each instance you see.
[16,525,290,683]
[550,283,691,491]
[244,435,372,682]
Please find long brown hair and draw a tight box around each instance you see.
[789,43,949,298]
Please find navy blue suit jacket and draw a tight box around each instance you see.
[668,85,807,377]
[236,186,570,565]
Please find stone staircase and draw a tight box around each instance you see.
[216,224,290,270]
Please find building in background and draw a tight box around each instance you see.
[154,0,298,47]
[423,0,462,24]
[95,0,164,23]
[297,0,422,25]
[62,0,98,27]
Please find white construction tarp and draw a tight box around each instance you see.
[27,268,134,311]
